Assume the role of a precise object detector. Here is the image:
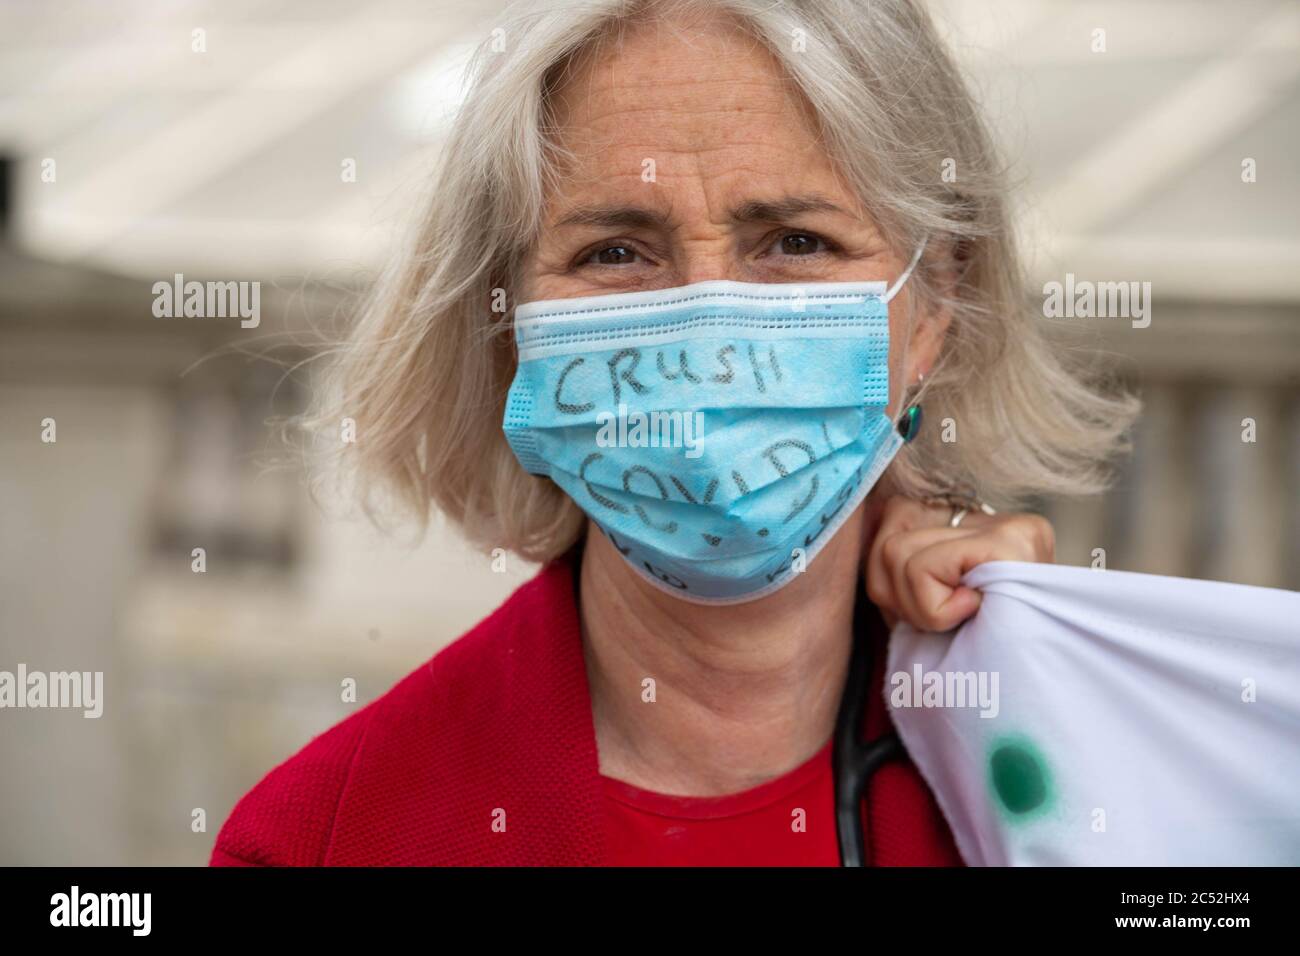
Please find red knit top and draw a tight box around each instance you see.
[210,552,961,866]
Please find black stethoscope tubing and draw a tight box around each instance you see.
[832,608,903,867]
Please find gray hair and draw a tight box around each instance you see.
[311,0,1138,560]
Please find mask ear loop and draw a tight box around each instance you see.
[883,239,927,304]
[886,239,928,442]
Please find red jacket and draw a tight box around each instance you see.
[211,552,961,866]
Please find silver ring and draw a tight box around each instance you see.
[924,493,996,528]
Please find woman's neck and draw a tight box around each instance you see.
[579,496,884,797]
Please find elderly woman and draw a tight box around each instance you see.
[213,0,1133,867]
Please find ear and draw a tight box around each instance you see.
[899,239,959,386]
[905,308,951,383]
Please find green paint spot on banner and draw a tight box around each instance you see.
[989,738,1052,819]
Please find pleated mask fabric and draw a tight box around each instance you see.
[503,252,922,603]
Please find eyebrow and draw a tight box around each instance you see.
[553,194,852,229]
[732,195,849,223]
[554,205,671,229]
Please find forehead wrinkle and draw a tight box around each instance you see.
[551,104,824,176]
[538,12,864,235]
[551,84,803,147]
[549,17,809,137]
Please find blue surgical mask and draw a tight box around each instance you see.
[503,248,923,604]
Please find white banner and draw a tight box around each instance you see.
[887,561,1300,866]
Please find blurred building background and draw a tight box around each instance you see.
[0,0,1296,864]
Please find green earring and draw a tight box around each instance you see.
[897,403,923,443]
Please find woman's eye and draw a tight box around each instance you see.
[586,245,639,266]
[772,232,826,257]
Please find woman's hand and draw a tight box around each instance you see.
[866,495,1055,633]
